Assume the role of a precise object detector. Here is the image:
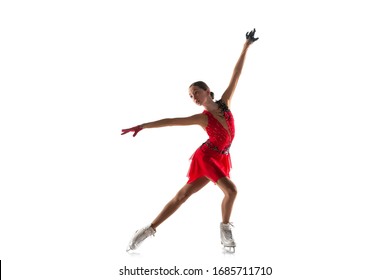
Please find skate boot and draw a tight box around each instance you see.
[220,222,236,253]
[126,224,156,252]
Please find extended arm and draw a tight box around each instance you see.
[142,114,206,128]
[221,28,258,107]
[121,114,206,137]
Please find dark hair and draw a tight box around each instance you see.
[189,81,214,99]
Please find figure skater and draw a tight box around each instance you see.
[121,29,258,253]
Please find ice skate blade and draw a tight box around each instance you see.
[221,244,236,253]
[126,242,138,252]
[127,250,141,256]
[126,247,137,252]
[126,245,141,255]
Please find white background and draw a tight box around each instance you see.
[1,0,389,279]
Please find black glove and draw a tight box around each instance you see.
[246,28,259,43]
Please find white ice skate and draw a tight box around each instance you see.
[126,224,156,252]
[220,222,236,253]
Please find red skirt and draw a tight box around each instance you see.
[187,143,232,184]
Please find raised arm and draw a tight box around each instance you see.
[221,28,258,108]
[121,114,207,137]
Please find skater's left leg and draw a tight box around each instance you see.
[216,177,237,223]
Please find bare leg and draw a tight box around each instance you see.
[151,177,210,229]
[216,177,238,223]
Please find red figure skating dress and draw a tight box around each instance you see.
[187,100,235,184]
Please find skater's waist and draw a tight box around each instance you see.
[202,140,231,155]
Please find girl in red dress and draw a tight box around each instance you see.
[122,29,258,253]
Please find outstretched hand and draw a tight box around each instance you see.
[121,125,143,137]
[246,28,259,43]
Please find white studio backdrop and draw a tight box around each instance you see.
[1,0,389,279]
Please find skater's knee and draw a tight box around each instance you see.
[225,186,237,198]
[224,185,237,198]
[217,178,237,198]
[174,184,200,204]
[174,190,191,204]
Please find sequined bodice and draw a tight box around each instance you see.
[203,100,235,153]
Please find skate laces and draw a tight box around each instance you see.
[221,222,234,240]
[139,226,155,239]
[147,227,156,237]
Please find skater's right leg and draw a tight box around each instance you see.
[151,177,210,229]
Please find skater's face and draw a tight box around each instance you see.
[189,86,210,106]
